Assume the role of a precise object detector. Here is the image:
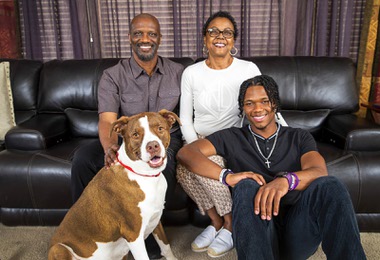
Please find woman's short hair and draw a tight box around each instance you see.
[202,11,238,40]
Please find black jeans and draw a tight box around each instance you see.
[232,176,366,260]
[71,129,183,203]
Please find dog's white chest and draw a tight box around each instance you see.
[131,172,167,235]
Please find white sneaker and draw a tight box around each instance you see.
[207,228,233,258]
[191,225,219,252]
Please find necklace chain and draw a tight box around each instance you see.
[249,125,280,168]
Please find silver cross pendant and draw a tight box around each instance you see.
[265,160,271,168]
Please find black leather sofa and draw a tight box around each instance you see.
[1,57,379,232]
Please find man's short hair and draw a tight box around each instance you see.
[238,75,281,117]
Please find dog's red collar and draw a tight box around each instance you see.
[116,152,161,177]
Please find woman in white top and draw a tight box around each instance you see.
[177,11,261,258]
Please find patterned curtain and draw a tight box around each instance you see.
[356,0,380,121]
[372,61,380,124]
[0,0,21,58]
[369,4,380,125]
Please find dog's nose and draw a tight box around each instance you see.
[146,141,160,154]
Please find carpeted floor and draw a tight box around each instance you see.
[0,223,379,259]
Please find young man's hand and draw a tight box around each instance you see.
[226,171,266,187]
[254,178,289,221]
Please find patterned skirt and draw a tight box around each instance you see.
[177,148,232,216]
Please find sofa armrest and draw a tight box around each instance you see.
[346,129,380,151]
[5,114,68,150]
[322,114,380,151]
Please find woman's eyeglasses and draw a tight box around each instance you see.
[207,28,234,39]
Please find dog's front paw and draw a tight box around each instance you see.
[162,249,177,260]
[165,255,178,260]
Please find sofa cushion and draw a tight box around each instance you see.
[245,56,358,114]
[0,62,16,140]
[65,108,98,138]
[0,59,42,124]
[281,109,330,135]
[38,59,121,113]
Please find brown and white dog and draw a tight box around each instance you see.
[48,110,180,260]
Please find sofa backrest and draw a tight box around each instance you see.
[242,56,359,135]
[5,56,357,139]
[0,59,43,124]
[244,56,359,114]
[37,57,194,138]
[38,59,120,112]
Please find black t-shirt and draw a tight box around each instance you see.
[207,125,317,204]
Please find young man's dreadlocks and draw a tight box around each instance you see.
[238,75,281,117]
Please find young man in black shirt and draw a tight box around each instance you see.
[177,75,366,259]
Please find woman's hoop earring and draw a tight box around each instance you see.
[203,45,209,56]
[230,46,238,56]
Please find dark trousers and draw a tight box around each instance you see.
[232,176,366,260]
[71,129,183,203]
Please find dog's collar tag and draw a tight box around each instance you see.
[116,152,161,177]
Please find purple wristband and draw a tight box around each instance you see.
[275,172,299,191]
[222,169,234,186]
[289,172,300,191]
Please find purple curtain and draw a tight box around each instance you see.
[19,0,42,60]
[69,0,83,59]
[18,0,85,60]
[75,0,101,59]
[17,0,365,61]
[313,0,354,57]
[294,0,315,55]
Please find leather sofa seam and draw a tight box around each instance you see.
[27,153,43,224]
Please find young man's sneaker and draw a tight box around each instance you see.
[191,225,219,252]
[207,228,233,258]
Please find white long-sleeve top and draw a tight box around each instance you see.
[180,58,261,144]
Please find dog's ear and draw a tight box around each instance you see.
[110,116,130,137]
[158,109,181,127]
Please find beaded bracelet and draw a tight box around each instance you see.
[219,169,234,186]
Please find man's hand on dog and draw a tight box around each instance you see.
[104,144,120,168]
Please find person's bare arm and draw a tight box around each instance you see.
[254,151,328,221]
[98,112,119,168]
[177,139,221,178]
[292,151,328,190]
[177,139,266,186]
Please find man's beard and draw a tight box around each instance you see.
[135,43,158,61]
